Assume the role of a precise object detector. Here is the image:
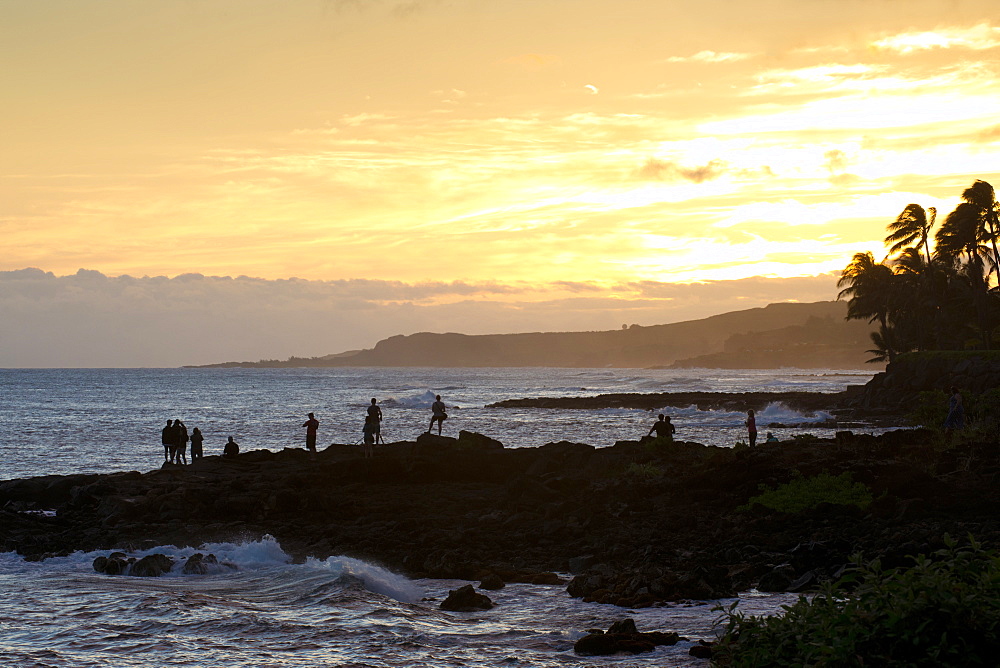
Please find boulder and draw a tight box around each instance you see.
[568,554,595,574]
[574,618,681,656]
[690,642,714,659]
[757,564,795,592]
[440,584,494,611]
[457,431,504,450]
[129,553,174,577]
[93,551,130,575]
[478,573,505,590]
[181,552,219,575]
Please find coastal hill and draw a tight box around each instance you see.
[193,300,877,369]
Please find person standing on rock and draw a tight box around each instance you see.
[367,398,384,444]
[745,409,757,448]
[302,412,319,456]
[428,395,448,435]
[190,427,205,460]
[362,414,376,457]
[174,419,189,465]
[161,420,174,462]
[943,386,965,436]
[647,414,676,443]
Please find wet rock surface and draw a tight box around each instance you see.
[574,618,682,655]
[440,584,494,611]
[3,427,1000,606]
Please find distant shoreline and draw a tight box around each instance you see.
[183,301,878,370]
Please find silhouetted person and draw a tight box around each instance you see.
[943,386,965,435]
[766,431,779,443]
[367,398,384,444]
[190,427,204,459]
[174,419,189,465]
[161,420,174,462]
[167,419,184,463]
[223,436,239,458]
[746,410,757,448]
[362,414,376,458]
[647,414,676,443]
[302,412,319,455]
[428,395,447,435]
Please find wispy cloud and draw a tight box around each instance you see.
[872,23,1000,54]
[667,50,753,63]
[634,158,728,183]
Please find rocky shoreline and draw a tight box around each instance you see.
[3,424,999,608]
[487,390,860,413]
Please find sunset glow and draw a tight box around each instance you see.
[2,1,1000,365]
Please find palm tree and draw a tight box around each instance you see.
[837,252,895,328]
[866,323,906,363]
[885,203,935,264]
[936,202,988,266]
[960,180,1000,280]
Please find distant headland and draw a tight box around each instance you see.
[188,300,877,370]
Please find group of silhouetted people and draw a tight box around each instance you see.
[161,419,236,464]
[643,409,780,448]
[160,395,454,464]
[161,419,205,464]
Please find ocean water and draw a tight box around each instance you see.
[0,536,801,668]
[0,367,879,667]
[0,366,880,481]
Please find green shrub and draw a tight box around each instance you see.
[909,389,949,430]
[739,472,872,513]
[624,462,662,478]
[712,536,1000,667]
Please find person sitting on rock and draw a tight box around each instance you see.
[647,414,676,444]
[766,431,779,443]
[223,436,239,458]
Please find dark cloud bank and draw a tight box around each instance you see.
[0,268,838,367]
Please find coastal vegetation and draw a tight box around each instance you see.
[740,472,873,514]
[910,387,1000,442]
[838,179,1000,362]
[713,536,1000,666]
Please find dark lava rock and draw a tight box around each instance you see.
[574,618,681,656]
[93,551,130,575]
[181,552,219,575]
[757,564,795,592]
[129,553,174,577]
[457,430,504,450]
[690,642,714,659]
[478,573,505,590]
[440,584,494,611]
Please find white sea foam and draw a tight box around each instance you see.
[306,555,424,603]
[1,535,422,605]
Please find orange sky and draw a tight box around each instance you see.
[2,1,1000,364]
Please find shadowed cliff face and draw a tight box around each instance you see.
[3,426,999,606]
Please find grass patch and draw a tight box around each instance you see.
[740,471,872,513]
[623,462,663,478]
